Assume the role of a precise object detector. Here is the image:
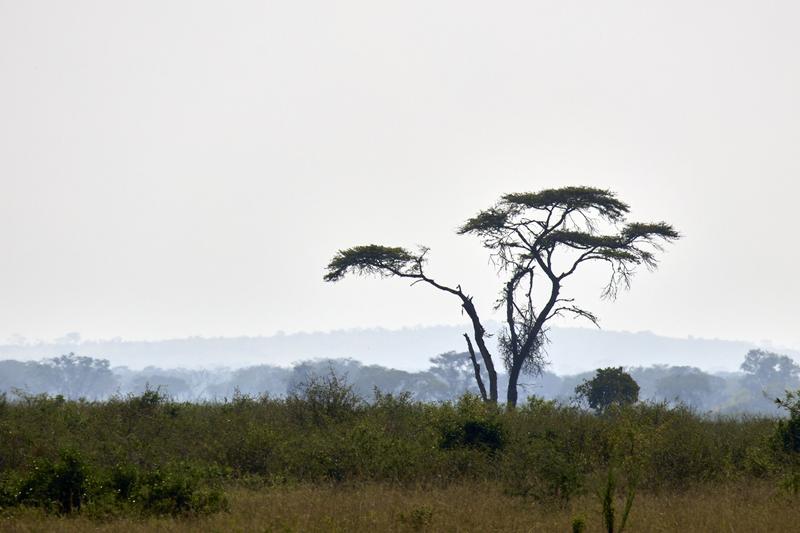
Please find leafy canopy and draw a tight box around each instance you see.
[575,367,640,413]
[324,186,679,407]
[324,245,420,283]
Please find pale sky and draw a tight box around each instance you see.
[1,1,798,351]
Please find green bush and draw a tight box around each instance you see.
[0,387,794,519]
[16,449,88,514]
[438,394,505,454]
[286,369,363,426]
[502,431,586,504]
[7,452,228,518]
[775,390,800,453]
[109,463,138,501]
[137,465,227,516]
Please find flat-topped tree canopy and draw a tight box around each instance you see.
[458,186,679,279]
[324,242,499,402]
[325,185,680,408]
[540,223,678,260]
[622,222,680,241]
[538,231,623,250]
[455,208,511,237]
[458,187,631,240]
[501,186,630,219]
[324,245,419,282]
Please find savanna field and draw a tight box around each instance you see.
[1,376,799,532]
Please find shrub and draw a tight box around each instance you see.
[287,369,363,425]
[440,419,505,453]
[136,465,228,516]
[438,394,505,454]
[502,432,586,505]
[775,390,800,453]
[109,463,138,501]
[17,449,88,514]
[398,504,434,530]
[780,469,800,495]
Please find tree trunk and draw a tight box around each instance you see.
[474,329,498,403]
[461,299,498,402]
[506,279,561,409]
[463,334,488,402]
[507,359,525,408]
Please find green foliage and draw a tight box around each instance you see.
[501,187,630,221]
[440,419,504,453]
[109,463,138,501]
[437,395,505,454]
[455,207,510,236]
[780,469,800,495]
[324,245,418,282]
[135,465,228,516]
[775,390,800,453]
[9,451,227,518]
[597,468,636,533]
[621,222,680,241]
[572,515,587,533]
[287,369,363,426]
[17,449,88,514]
[576,368,640,413]
[503,431,587,505]
[398,505,434,530]
[325,186,680,408]
[0,389,791,521]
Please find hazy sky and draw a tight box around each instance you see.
[1,1,798,351]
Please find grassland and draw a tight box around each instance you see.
[4,481,800,532]
[0,377,798,531]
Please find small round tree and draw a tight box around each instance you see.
[575,367,640,413]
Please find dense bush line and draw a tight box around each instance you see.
[3,348,799,414]
[0,374,798,517]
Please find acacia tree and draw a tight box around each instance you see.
[324,186,679,407]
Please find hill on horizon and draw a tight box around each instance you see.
[1,325,796,374]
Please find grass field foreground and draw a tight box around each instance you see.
[2,481,800,532]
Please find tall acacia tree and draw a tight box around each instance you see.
[324,186,679,407]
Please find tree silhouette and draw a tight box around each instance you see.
[740,349,800,404]
[575,367,640,412]
[325,186,679,407]
[45,353,118,400]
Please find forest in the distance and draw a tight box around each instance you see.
[2,348,797,415]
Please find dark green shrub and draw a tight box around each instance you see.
[440,419,505,453]
[227,424,280,475]
[17,449,88,514]
[775,390,800,453]
[287,369,363,425]
[502,433,586,505]
[109,463,138,501]
[137,465,228,516]
[0,475,15,509]
[133,387,169,411]
[572,515,587,533]
[438,394,505,454]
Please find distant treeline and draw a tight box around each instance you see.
[1,349,798,414]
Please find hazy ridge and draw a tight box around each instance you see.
[1,324,795,374]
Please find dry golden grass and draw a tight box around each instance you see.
[2,480,799,532]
